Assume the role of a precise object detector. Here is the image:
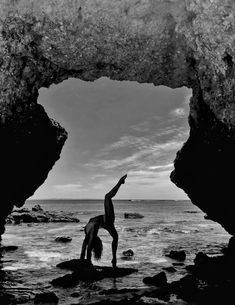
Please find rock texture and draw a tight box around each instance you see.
[6,205,80,224]
[166,250,186,261]
[124,213,144,219]
[0,0,234,235]
[34,292,59,304]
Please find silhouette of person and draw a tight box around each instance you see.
[80,174,127,268]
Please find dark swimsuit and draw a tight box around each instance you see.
[85,214,115,235]
[84,215,104,234]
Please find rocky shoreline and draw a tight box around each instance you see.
[65,238,234,305]
[0,205,233,304]
[6,205,80,224]
[0,237,234,305]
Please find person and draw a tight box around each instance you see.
[80,174,127,268]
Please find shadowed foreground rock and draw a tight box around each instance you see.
[52,259,138,287]
[0,245,18,253]
[143,271,167,287]
[70,244,234,305]
[34,292,58,304]
[0,0,234,237]
[0,246,234,304]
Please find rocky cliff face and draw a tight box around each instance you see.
[0,0,234,236]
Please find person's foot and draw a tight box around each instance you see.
[112,257,117,268]
[120,174,127,184]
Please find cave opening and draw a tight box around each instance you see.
[0,2,234,302]
[34,77,192,201]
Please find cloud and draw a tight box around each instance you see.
[92,174,108,179]
[129,169,170,178]
[104,135,149,151]
[130,121,150,132]
[88,153,146,170]
[171,107,186,118]
[184,91,192,104]
[86,136,183,171]
[103,131,187,153]
[148,163,173,170]
[157,125,182,137]
[90,168,174,191]
[54,183,83,189]
[127,169,173,186]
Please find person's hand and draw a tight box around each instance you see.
[119,174,127,184]
[112,257,117,269]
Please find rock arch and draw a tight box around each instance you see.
[0,0,234,236]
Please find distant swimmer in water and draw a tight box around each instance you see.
[80,174,127,268]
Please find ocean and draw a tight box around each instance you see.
[1,199,230,304]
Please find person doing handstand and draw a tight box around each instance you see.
[80,174,127,268]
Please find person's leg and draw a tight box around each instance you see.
[104,195,115,224]
[106,225,118,268]
[104,175,127,224]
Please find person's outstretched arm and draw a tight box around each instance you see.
[80,235,88,260]
[86,229,95,263]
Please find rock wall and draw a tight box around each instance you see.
[0,0,234,236]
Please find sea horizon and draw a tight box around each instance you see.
[27,198,190,202]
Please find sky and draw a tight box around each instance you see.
[32,78,191,200]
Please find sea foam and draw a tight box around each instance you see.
[25,250,62,262]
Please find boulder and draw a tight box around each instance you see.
[143,271,167,287]
[166,250,186,261]
[124,213,144,219]
[34,292,58,304]
[56,259,92,271]
[122,249,134,257]
[6,206,80,224]
[0,293,16,305]
[32,204,43,212]
[194,252,210,266]
[13,208,30,213]
[53,259,138,286]
[163,266,176,273]
[0,245,18,252]
[121,249,134,261]
[13,213,39,223]
[71,292,80,298]
[185,265,195,273]
[170,274,199,301]
[99,288,138,295]
[172,262,184,266]
[55,236,72,242]
[222,236,235,257]
[51,273,79,288]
